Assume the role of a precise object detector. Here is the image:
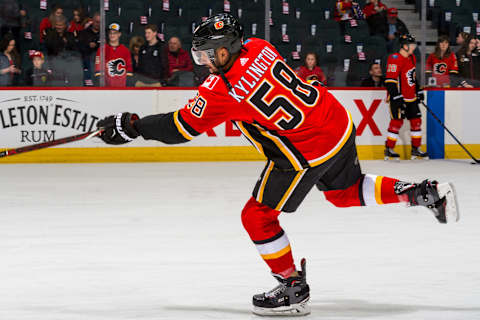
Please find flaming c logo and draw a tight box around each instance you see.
[214,21,224,30]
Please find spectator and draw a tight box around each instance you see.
[363,0,388,35]
[0,0,21,44]
[39,4,63,43]
[19,5,31,30]
[455,31,470,52]
[295,52,326,84]
[68,7,90,38]
[78,12,100,85]
[382,8,409,52]
[0,33,20,86]
[456,37,480,88]
[44,14,77,56]
[361,62,385,87]
[166,36,193,81]
[129,35,144,72]
[334,0,364,21]
[426,35,458,88]
[95,23,133,87]
[135,24,168,87]
[24,51,52,86]
[334,0,364,34]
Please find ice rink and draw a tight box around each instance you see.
[1,160,479,320]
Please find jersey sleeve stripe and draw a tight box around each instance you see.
[308,109,353,167]
[384,79,398,84]
[173,111,199,140]
[450,70,459,74]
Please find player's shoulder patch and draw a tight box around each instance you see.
[391,54,399,59]
[201,74,220,90]
[244,38,251,45]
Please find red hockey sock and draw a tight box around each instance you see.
[410,118,422,147]
[385,119,404,149]
[324,174,408,207]
[241,197,295,277]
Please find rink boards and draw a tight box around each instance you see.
[0,87,478,163]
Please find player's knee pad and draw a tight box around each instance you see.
[409,118,421,131]
[241,197,281,239]
[388,119,404,133]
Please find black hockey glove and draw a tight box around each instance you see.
[390,94,405,109]
[97,112,140,145]
[416,89,425,102]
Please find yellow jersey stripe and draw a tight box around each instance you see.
[275,169,306,211]
[256,125,303,171]
[385,79,398,83]
[374,176,384,204]
[173,110,194,140]
[261,244,292,260]
[236,121,265,155]
[257,161,274,203]
[309,109,353,167]
[404,97,417,102]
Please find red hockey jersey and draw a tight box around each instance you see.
[385,53,417,102]
[95,43,133,87]
[426,52,458,87]
[174,38,353,170]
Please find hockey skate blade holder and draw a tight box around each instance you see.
[436,182,460,223]
[252,258,310,317]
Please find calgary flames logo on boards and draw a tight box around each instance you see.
[406,67,416,86]
[433,62,447,74]
[107,58,126,77]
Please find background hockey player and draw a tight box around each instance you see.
[384,34,428,160]
[94,23,133,87]
[95,14,458,316]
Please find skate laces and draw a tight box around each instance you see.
[265,283,286,298]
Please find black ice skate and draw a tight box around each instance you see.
[384,147,400,161]
[252,258,310,316]
[411,146,429,160]
[395,180,459,223]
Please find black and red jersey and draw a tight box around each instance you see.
[426,52,458,87]
[170,38,352,170]
[385,53,418,102]
[95,43,133,87]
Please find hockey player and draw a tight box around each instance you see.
[96,15,459,316]
[94,23,133,87]
[426,35,459,88]
[384,34,428,160]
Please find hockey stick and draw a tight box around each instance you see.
[420,101,480,164]
[0,129,102,158]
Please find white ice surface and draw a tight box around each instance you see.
[1,160,479,320]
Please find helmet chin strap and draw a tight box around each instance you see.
[213,51,233,90]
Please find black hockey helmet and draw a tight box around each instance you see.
[399,34,416,46]
[191,13,243,66]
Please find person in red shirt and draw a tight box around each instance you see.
[95,14,458,317]
[295,52,326,84]
[426,35,459,87]
[362,0,388,18]
[68,7,91,37]
[166,36,194,79]
[39,4,63,43]
[384,34,427,160]
[94,23,133,87]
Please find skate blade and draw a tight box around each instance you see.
[384,156,400,161]
[252,298,311,317]
[411,156,430,160]
[437,182,460,222]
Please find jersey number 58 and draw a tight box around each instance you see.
[248,60,319,130]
